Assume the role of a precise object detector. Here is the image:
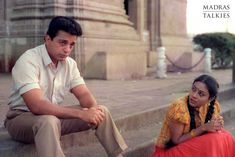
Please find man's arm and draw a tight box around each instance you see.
[71,84,97,108]
[22,88,104,125]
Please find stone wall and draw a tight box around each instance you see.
[0,0,203,78]
[0,0,147,79]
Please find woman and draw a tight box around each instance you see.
[152,74,235,157]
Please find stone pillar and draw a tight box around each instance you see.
[160,0,203,72]
[137,0,145,41]
[204,48,212,73]
[0,0,147,79]
[0,0,12,72]
[149,0,160,51]
[233,55,235,83]
[146,0,161,67]
[156,47,167,78]
[3,38,12,72]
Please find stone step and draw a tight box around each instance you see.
[0,85,235,157]
[0,123,160,157]
[224,116,235,135]
[115,83,235,131]
[217,83,235,102]
[5,96,233,157]
[220,98,235,121]
[66,97,235,157]
[64,124,160,157]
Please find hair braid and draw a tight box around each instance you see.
[165,98,196,148]
[187,96,196,131]
[205,98,215,123]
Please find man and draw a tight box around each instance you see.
[4,16,127,157]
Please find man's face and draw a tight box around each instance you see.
[45,30,78,64]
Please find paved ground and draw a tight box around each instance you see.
[0,69,233,128]
[1,69,235,157]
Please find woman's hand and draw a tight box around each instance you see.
[204,115,224,132]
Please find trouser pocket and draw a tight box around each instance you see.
[4,109,27,127]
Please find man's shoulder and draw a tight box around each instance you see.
[13,45,45,70]
[19,45,44,60]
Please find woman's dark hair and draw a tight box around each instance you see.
[187,97,196,130]
[188,74,219,130]
[46,16,82,39]
[166,75,219,148]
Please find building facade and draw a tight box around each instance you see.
[0,0,203,79]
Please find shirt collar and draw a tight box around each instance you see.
[41,44,53,66]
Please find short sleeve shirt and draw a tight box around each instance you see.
[8,44,85,111]
[156,95,221,148]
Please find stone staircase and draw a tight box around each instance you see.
[1,84,235,157]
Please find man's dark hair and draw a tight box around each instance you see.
[46,16,82,39]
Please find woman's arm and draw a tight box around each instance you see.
[169,120,206,145]
[169,118,223,145]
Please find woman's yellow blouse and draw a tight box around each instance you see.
[156,95,221,148]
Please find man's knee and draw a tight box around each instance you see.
[98,105,115,125]
[99,105,110,114]
[33,115,61,133]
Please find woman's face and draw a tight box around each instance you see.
[189,81,211,108]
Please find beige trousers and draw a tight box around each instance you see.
[4,106,127,157]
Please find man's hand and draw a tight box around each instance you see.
[81,106,105,126]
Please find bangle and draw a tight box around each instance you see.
[190,129,196,137]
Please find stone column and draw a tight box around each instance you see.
[204,48,212,73]
[156,47,167,78]
[128,0,145,39]
[146,0,161,67]
[3,37,12,72]
[0,0,12,72]
[0,0,148,79]
[233,55,235,83]
[159,0,204,72]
